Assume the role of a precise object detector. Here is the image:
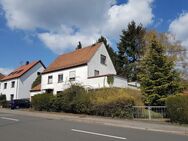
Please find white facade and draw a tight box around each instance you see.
[30,90,45,98]
[0,63,45,101]
[40,43,128,95]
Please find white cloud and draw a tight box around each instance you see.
[38,32,99,53]
[169,12,188,48]
[0,68,13,75]
[105,0,153,38]
[0,0,154,53]
[169,13,188,64]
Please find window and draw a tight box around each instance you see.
[10,94,14,101]
[4,83,7,89]
[100,54,106,65]
[58,74,63,83]
[69,71,76,81]
[48,75,53,84]
[94,70,99,76]
[11,81,15,88]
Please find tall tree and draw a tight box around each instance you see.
[76,41,82,50]
[117,21,145,81]
[145,30,188,87]
[139,35,182,106]
[97,36,117,67]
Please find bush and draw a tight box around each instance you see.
[91,98,134,118]
[32,85,143,119]
[0,95,7,108]
[166,94,188,124]
[31,93,54,111]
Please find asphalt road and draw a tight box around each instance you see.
[0,112,187,141]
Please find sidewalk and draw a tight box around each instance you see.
[0,108,188,135]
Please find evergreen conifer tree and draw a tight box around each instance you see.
[117,21,145,81]
[139,35,182,105]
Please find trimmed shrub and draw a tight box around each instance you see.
[166,94,188,124]
[91,98,134,118]
[31,94,54,111]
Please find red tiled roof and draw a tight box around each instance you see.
[30,84,41,92]
[43,43,102,74]
[1,61,43,81]
[0,73,5,80]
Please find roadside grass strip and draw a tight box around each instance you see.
[71,129,127,140]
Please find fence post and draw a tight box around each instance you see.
[148,106,151,120]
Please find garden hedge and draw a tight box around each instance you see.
[31,85,141,118]
[166,94,188,124]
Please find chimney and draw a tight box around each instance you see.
[26,61,29,65]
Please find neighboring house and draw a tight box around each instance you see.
[0,61,45,101]
[32,43,128,95]
[0,73,5,94]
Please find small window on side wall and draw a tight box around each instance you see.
[94,70,99,76]
[69,71,76,82]
[100,54,106,65]
[48,75,53,84]
[4,83,7,89]
[11,81,15,88]
[58,74,63,83]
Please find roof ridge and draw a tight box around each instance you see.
[1,60,41,81]
[58,42,102,57]
[43,42,103,74]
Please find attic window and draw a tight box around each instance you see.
[100,54,106,65]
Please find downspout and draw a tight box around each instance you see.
[16,79,19,99]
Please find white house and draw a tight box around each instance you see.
[0,61,45,101]
[31,43,128,95]
[0,73,5,93]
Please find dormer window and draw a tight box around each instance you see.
[100,54,106,65]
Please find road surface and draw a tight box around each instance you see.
[0,112,187,141]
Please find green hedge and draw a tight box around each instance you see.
[0,95,7,108]
[31,85,141,118]
[31,93,54,111]
[166,94,188,124]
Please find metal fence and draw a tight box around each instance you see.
[133,106,167,120]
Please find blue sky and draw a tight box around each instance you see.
[0,0,188,74]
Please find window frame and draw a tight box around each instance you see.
[11,81,15,88]
[69,71,76,82]
[94,70,100,76]
[58,74,64,83]
[4,83,7,89]
[100,54,107,65]
[48,75,53,84]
